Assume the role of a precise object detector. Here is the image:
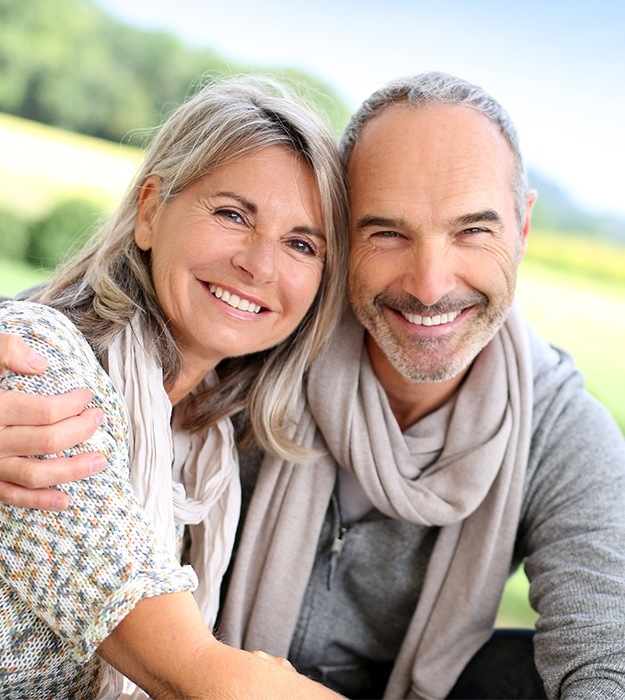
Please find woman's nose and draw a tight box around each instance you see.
[232,234,279,284]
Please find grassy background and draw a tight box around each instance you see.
[0,113,141,221]
[1,112,623,629]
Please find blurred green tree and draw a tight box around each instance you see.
[0,0,350,141]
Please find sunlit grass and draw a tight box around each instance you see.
[497,567,537,628]
[0,112,141,219]
[518,257,625,432]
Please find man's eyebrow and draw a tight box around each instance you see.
[452,210,502,227]
[353,215,410,232]
[355,211,503,233]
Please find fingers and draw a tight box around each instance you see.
[0,333,107,511]
[0,452,107,489]
[0,481,69,510]
[0,406,104,458]
[0,450,107,510]
[0,332,48,374]
[0,387,95,426]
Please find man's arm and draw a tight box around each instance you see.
[0,331,104,509]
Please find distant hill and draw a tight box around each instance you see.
[529,169,625,244]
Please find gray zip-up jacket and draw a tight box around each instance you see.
[235,328,625,699]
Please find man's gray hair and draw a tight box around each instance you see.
[339,71,529,224]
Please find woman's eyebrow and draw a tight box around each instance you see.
[292,225,326,242]
[214,191,325,241]
[213,191,258,214]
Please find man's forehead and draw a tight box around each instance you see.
[347,102,515,202]
[348,102,512,173]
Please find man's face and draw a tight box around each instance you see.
[347,102,533,384]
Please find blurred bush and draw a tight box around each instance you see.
[26,197,103,269]
[0,206,30,260]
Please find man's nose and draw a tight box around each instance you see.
[402,240,456,307]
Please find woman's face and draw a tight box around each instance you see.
[134,146,327,380]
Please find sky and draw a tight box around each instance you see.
[98,0,625,218]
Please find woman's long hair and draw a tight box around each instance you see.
[31,76,349,460]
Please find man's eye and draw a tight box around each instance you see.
[461,227,486,235]
[371,230,400,238]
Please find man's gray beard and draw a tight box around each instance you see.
[354,293,510,384]
[372,324,482,383]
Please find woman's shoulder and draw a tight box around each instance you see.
[0,299,86,348]
[0,299,101,378]
[1,298,74,331]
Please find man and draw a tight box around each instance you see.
[1,73,624,699]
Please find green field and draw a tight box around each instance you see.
[1,112,624,629]
[0,112,141,220]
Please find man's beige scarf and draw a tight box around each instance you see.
[220,303,533,699]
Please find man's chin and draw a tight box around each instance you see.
[391,357,472,384]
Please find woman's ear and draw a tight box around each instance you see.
[134,176,163,251]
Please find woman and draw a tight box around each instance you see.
[0,76,347,698]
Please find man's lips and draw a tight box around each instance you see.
[207,284,263,314]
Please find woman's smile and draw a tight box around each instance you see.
[134,145,326,383]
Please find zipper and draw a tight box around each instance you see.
[327,525,347,591]
[327,487,349,590]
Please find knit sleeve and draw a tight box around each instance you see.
[519,345,625,699]
[0,300,198,662]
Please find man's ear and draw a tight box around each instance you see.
[519,189,537,260]
[134,176,163,251]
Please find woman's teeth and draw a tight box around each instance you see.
[209,285,261,314]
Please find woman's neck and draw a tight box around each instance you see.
[166,362,217,406]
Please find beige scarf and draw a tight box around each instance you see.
[220,303,533,699]
[98,318,240,700]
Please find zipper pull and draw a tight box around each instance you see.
[327,526,347,591]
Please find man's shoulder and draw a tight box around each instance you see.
[526,321,580,394]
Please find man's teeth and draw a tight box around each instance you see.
[209,285,261,313]
[401,309,461,326]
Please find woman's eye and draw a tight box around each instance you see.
[287,239,317,256]
[215,208,245,224]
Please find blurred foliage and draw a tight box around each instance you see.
[497,566,537,629]
[26,197,104,269]
[0,256,49,296]
[0,0,351,142]
[0,206,30,260]
[526,229,625,286]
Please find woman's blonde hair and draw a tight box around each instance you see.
[32,76,349,460]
